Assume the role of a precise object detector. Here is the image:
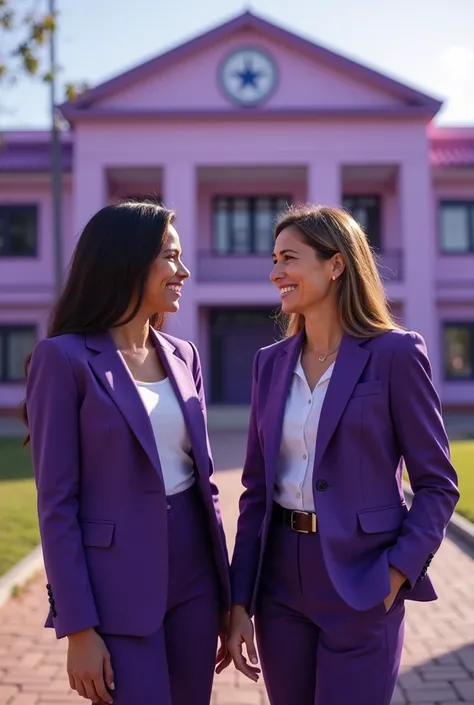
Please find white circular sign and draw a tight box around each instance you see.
[219,47,278,107]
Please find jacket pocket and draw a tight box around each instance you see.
[351,381,382,398]
[80,520,115,547]
[356,503,407,534]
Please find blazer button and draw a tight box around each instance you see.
[316,479,328,492]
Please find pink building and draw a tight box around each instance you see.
[1,11,474,415]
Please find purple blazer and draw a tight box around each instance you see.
[26,329,230,639]
[230,329,460,615]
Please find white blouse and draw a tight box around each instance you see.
[136,378,195,496]
[275,355,334,512]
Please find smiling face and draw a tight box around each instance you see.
[141,224,190,315]
[271,225,344,315]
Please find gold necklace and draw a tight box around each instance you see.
[318,346,339,362]
[308,345,339,362]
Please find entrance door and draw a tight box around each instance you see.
[210,308,280,404]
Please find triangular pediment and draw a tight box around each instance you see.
[60,12,441,120]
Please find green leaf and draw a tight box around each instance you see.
[0,6,80,92]
[24,55,39,75]
[0,10,13,28]
[31,22,47,44]
[42,13,57,31]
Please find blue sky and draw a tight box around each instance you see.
[1,0,473,129]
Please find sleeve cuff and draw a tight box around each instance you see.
[387,546,419,589]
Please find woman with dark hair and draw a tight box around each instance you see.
[24,201,230,705]
[227,204,459,705]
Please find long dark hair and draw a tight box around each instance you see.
[21,199,175,437]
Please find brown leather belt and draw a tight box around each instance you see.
[273,503,318,534]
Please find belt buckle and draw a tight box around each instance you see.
[290,510,308,533]
[290,510,317,533]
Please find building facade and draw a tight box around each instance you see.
[1,11,474,414]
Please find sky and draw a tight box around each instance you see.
[1,0,473,129]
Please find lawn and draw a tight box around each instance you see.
[449,440,474,523]
[403,440,474,523]
[0,437,472,577]
[0,437,39,576]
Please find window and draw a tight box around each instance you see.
[0,205,38,257]
[0,326,37,382]
[439,201,474,253]
[342,195,381,249]
[443,323,473,380]
[212,196,290,254]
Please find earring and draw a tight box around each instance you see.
[332,276,336,281]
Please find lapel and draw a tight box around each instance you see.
[149,330,209,480]
[87,329,209,481]
[313,332,370,469]
[264,330,304,488]
[86,331,162,476]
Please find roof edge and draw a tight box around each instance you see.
[59,9,442,119]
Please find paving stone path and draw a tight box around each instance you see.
[1,432,473,704]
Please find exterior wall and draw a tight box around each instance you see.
[0,308,49,412]
[437,303,474,408]
[97,28,401,113]
[68,117,431,335]
[0,21,473,412]
[0,175,73,413]
[433,180,474,290]
[0,178,73,303]
[1,122,473,411]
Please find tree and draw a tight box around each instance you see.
[0,0,88,101]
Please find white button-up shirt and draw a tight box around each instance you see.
[136,378,195,496]
[274,354,334,512]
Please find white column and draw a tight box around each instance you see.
[307,158,341,207]
[162,161,198,344]
[399,157,439,390]
[70,153,106,267]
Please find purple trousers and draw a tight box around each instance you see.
[255,512,405,705]
[94,486,220,705]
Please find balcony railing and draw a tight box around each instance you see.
[197,251,273,283]
[197,249,404,283]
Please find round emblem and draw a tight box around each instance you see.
[219,47,278,107]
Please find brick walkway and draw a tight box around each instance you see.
[1,432,473,705]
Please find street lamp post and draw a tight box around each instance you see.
[49,0,62,300]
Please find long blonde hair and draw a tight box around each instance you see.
[275,204,401,338]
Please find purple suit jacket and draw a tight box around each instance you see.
[230,329,460,615]
[26,329,230,639]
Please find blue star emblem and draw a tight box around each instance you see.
[234,59,262,89]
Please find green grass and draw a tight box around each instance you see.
[403,440,474,523]
[0,437,39,576]
[0,437,472,577]
[450,440,474,523]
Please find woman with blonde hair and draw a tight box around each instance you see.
[226,204,459,705]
